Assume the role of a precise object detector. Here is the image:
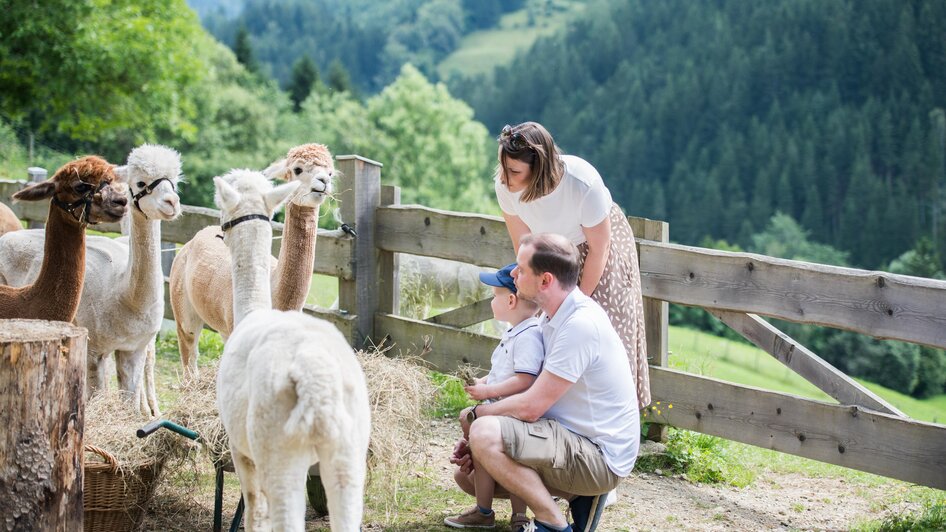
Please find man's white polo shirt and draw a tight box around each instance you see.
[540,288,640,477]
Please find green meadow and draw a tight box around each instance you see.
[437,1,586,80]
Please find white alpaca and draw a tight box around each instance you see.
[214,170,370,532]
[170,144,334,378]
[0,144,182,415]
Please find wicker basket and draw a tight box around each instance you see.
[84,444,163,532]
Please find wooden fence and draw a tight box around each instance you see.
[2,154,945,490]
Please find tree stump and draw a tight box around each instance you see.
[0,320,87,531]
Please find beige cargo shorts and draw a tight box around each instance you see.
[498,417,621,496]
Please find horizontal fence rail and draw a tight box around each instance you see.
[651,367,946,490]
[376,204,946,350]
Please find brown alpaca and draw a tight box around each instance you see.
[0,156,128,321]
[0,202,20,236]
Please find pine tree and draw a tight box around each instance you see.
[233,24,258,74]
[287,54,320,112]
[327,59,354,95]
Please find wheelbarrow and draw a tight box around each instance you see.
[136,419,330,529]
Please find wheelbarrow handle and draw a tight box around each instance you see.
[137,419,200,441]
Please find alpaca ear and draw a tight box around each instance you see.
[262,159,289,181]
[213,176,241,211]
[113,165,130,182]
[13,181,56,202]
[265,181,301,213]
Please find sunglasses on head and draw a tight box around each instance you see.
[498,124,530,152]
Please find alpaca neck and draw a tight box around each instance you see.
[272,202,319,311]
[121,208,163,310]
[30,203,86,319]
[230,220,274,326]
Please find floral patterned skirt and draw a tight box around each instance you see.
[577,203,652,408]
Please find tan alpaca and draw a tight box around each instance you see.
[170,144,334,377]
[0,202,20,236]
[0,156,128,321]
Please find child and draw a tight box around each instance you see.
[445,263,544,531]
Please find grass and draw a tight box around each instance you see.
[851,493,946,531]
[668,325,946,424]
[436,0,586,80]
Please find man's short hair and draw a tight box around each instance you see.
[521,233,580,289]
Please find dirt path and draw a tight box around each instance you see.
[422,419,918,531]
[142,418,920,531]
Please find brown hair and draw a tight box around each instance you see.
[520,233,580,289]
[495,121,565,203]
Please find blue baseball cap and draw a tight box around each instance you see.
[479,263,517,293]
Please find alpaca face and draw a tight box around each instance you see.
[214,170,301,234]
[291,167,334,208]
[13,156,129,225]
[122,144,183,221]
[264,143,335,209]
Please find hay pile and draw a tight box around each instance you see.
[164,348,436,472]
[84,389,183,474]
[168,360,230,465]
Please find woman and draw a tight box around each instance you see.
[495,121,651,408]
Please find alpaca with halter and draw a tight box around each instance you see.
[213,169,370,531]
[0,202,20,236]
[0,156,128,321]
[170,143,334,378]
[0,145,182,415]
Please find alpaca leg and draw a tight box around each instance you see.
[170,257,203,379]
[137,341,160,417]
[115,348,146,412]
[258,455,310,532]
[231,449,269,532]
[86,352,110,397]
[319,442,368,532]
[175,309,203,379]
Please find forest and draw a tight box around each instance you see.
[0,0,943,398]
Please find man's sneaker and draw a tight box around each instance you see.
[510,513,531,532]
[568,494,606,532]
[522,520,573,532]
[443,506,496,529]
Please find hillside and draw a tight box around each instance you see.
[436,0,585,80]
[451,0,946,271]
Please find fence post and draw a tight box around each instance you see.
[379,185,401,318]
[636,218,669,441]
[26,167,47,229]
[336,155,382,348]
[160,242,175,277]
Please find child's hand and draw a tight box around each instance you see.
[449,438,473,473]
[465,384,490,401]
[475,377,487,385]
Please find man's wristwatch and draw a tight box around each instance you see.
[466,404,480,424]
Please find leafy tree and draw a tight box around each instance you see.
[287,55,321,112]
[365,64,494,213]
[0,0,206,159]
[887,237,945,279]
[749,213,849,267]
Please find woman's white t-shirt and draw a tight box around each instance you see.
[495,154,613,245]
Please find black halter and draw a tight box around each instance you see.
[132,177,176,213]
[51,181,108,225]
[220,213,272,232]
